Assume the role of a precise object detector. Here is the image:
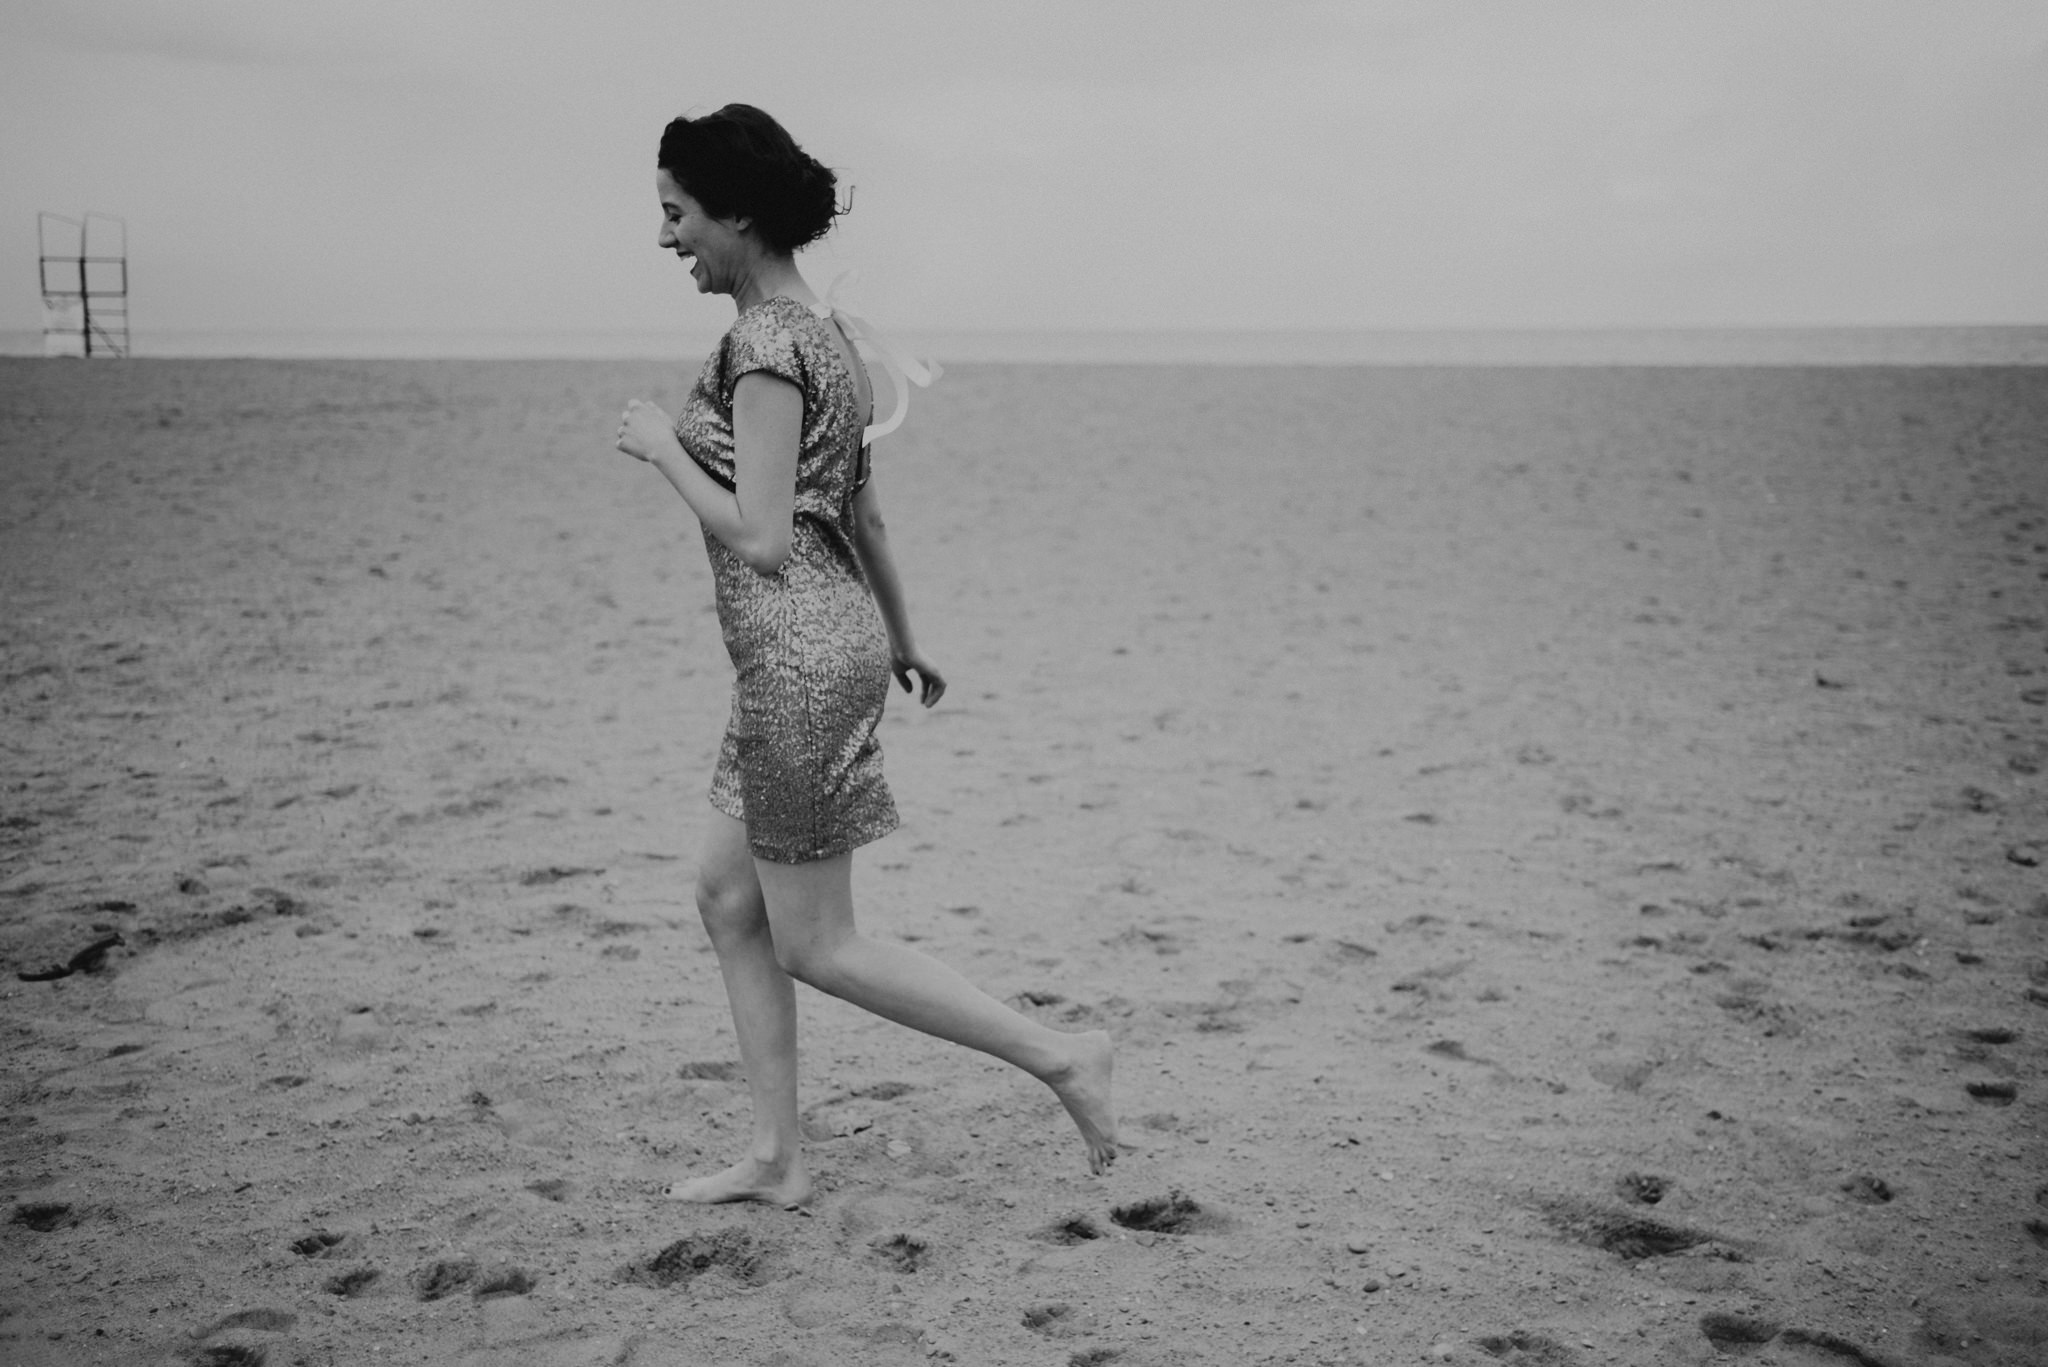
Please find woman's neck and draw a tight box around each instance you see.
[732,255,811,313]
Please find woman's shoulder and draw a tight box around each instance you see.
[719,297,818,397]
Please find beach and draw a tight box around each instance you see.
[2,356,2045,1364]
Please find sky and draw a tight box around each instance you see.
[3,0,2045,339]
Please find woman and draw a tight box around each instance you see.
[614,105,1116,1205]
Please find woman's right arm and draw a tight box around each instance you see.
[617,375,800,575]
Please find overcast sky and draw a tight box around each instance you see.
[3,0,2044,338]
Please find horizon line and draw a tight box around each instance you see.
[5,323,2046,366]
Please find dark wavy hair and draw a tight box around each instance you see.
[657,104,840,255]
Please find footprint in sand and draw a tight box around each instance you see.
[290,1229,351,1258]
[676,1060,741,1080]
[1110,1190,1226,1236]
[838,1190,924,1240]
[1325,939,1379,968]
[1030,1213,1104,1245]
[472,1267,537,1298]
[1103,924,1182,954]
[1475,1329,1576,1364]
[800,1100,876,1141]
[625,1229,772,1289]
[1022,1302,1080,1337]
[194,1311,294,1336]
[188,1309,296,1364]
[412,1259,478,1300]
[868,1230,935,1273]
[1535,1196,1721,1260]
[332,1007,391,1053]
[323,1267,380,1297]
[11,1201,75,1232]
[1698,1313,1779,1350]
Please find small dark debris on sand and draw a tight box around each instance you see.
[519,865,603,886]
[1615,1173,1670,1205]
[17,931,124,981]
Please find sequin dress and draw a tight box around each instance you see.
[673,295,899,863]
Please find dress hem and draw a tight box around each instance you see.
[708,793,900,865]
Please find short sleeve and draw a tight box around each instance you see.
[719,305,809,410]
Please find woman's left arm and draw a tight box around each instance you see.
[851,474,945,707]
[617,374,800,575]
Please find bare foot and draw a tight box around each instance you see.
[1045,1030,1117,1175]
[661,1155,811,1208]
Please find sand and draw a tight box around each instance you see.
[1,355,2045,1366]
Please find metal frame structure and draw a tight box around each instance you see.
[39,212,129,357]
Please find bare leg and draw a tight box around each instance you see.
[663,811,812,1206]
[756,852,1116,1174]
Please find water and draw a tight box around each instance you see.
[2,325,2045,365]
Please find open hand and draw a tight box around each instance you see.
[616,399,678,463]
[892,648,946,708]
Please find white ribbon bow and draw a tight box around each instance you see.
[811,274,941,446]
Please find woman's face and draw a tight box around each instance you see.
[656,169,747,296]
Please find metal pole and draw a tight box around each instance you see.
[78,241,92,358]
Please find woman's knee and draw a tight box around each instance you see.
[695,868,764,941]
[770,930,843,993]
